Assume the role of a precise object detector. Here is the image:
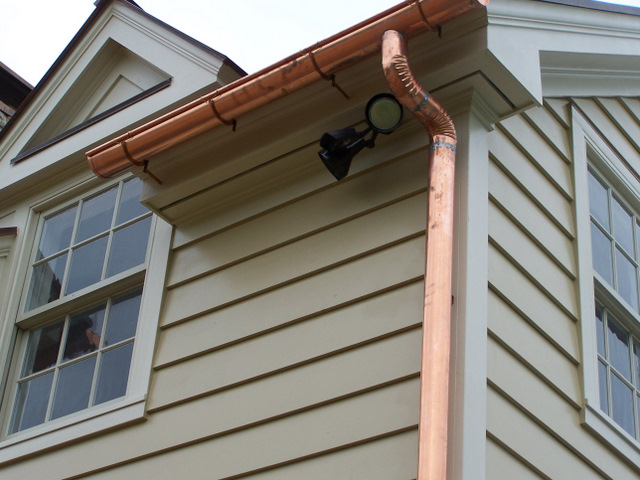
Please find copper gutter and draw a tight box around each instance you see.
[86,0,487,178]
[382,30,456,480]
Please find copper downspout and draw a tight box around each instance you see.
[382,30,456,480]
[86,0,487,178]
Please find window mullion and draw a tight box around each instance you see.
[59,203,84,296]
[604,311,614,417]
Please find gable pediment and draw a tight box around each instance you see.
[22,39,170,153]
[0,0,243,190]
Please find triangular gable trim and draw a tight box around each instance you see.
[10,78,171,165]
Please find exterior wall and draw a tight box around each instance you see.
[485,98,640,478]
[0,125,429,478]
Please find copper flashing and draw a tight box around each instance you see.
[86,0,487,178]
[382,29,457,480]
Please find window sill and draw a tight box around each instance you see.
[583,401,640,469]
[0,394,146,465]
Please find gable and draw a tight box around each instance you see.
[22,40,170,153]
[0,0,243,196]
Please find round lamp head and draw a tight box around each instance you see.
[365,93,403,134]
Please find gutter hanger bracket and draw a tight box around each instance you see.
[309,51,350,100]
[414,0,436,31]
[208,99,237,131]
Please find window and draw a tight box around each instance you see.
[595,302,640,439]
[24,177,151,313]
[5,177,152,435]
[587,167,640,440]
[574,107,640,466]
[10,289,142,433]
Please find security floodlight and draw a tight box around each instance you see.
[318,93,403,181]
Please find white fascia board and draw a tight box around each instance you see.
[487,0,640,99]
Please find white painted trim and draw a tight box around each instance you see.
[0,394,146,465]
[127,215,172,399]
[571,106,640,469]
[448,90,491,480]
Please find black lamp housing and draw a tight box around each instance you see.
[319,93,403,181]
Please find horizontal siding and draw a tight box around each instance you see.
[486,437,544,480]
[2,145,427,479]
[488,127,575,238]
[166,188,427,289]
[487,107,594,479]
[487,383,603,480]
[88,380,420,479]
[155,279,423,369]
[2,379,419,480]
[596,98,640,154]
[498,114,573,197]
[488,290,580,408]
[488,337,640,479]
[489,201,578,319]
[150,306,422,411]
[161,231,425,328]
[488,103,640,479]
[238,430,418,480]
[523,104,572,163]
[573,97,640,176]
[620,97,640,127]
[489,159,575,278]
[153,147,427,477]
[544,98,571,129]
[170,138,429,249]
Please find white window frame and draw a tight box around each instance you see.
[573,107,640,467]
[0,174,171,464]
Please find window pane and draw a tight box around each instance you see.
[116,178,147,225]
[588,170,610,231]
[611,373,635,437]
[106,217,151,278]
[11,372,54,433]
[65,237,108,294]
[616,248,639,311]
[608,316,631,380]
[36,206,77,260]
[105,290,142,346]
[613,196,634,255]
[95,343,134,405]
[599,360,609,414]
[591,222,613,285]
[50,356,96,420]
[63,304,105,362]
[26,254,68,311]
[75,186,117,243]
[596,302,605,357]
[23,320,64,375]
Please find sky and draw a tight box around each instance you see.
[2,0,640,87]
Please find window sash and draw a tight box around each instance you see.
[18,178,152,324]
